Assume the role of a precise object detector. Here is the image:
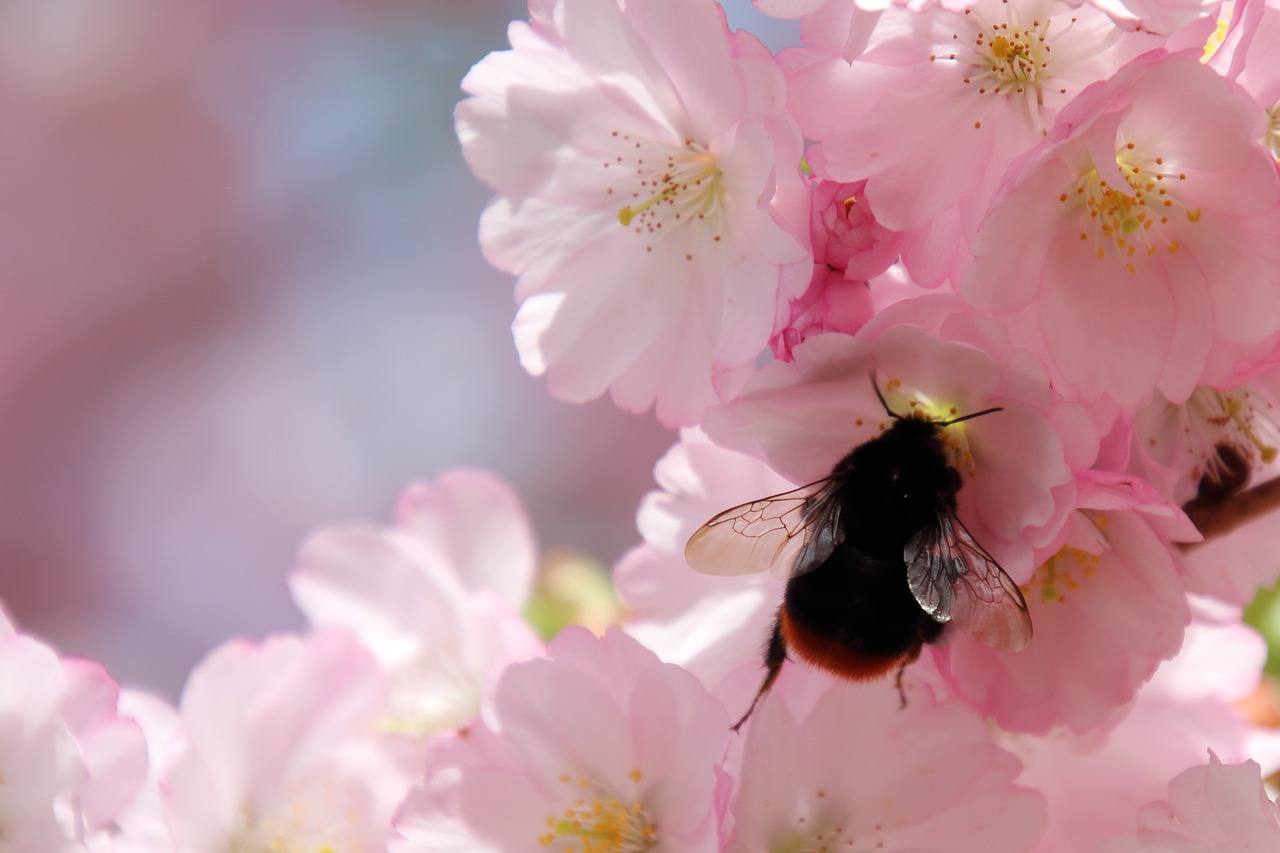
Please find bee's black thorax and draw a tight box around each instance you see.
[829,417,960,563]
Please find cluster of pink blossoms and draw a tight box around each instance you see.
[11,0,1280,850]
[448,0,1280,847]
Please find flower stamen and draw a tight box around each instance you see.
[540,775,657,853]
[606,133,723,254]
[946,2,1083,107]
[1025,542,1099,604]
[229,776,361,853]
[1063,143,1199,272]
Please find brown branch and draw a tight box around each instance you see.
[1180,475,1280,552]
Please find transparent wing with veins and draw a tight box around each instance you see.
[904,510,1032,652]
[684,479,845,579]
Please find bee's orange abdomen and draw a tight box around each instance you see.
[779,607,910,681]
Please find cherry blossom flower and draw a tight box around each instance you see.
[724,663,1046,852]
[937,472,1198,733]
[392,627,730,852]
[457,0,811,426]
[784,0,1160,286]
[0,636,92,851]
[960,50,1280,406]
[159,631,409,853]
[805,178,902,284]
[1004,609,1273,851]
[615,428,790,689]
[0,632,146,852]
[1101,753,1280,851]
[769,178,898,359]
[290,471,544,739]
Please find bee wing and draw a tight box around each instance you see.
[684,479,844,579]
[904,511,1032,652]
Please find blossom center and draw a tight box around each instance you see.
[376,646,481,738]
[1025,541,1098,604]
[229,776,361,853]
[1061,142,1200,274]
[605,133,723,249]
[539,773,656,853]
[949,2,1075,106]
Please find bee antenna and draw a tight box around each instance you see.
[940,406,1003,427]
[870,372,1002,426]
[870,372,902,420]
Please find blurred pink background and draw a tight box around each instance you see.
[0,0,698,698]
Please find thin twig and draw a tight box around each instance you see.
[1180,476,1280,552]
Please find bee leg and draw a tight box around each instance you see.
[893,661,909,709]
[731,615,788,733]
[894,639,925,709]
